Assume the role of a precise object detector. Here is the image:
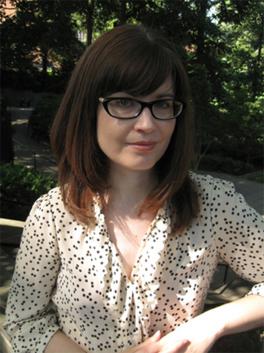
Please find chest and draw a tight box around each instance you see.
[55,219,216,334]
[106,216,154,279]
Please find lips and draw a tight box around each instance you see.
[127,141,156,151]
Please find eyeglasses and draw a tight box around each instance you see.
[98,97,183,120]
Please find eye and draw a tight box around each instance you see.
[154,100,173,109]
[113,98,134,108]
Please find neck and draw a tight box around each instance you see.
[105,167,157,215]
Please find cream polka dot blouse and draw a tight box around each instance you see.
[4,174,264,353]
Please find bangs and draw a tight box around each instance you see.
[98,40,177,98]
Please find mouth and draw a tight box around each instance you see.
[127,141,156,151]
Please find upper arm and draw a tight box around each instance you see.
[4,191,61,352]
[210,178,264,285]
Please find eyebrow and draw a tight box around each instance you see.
[108,92,175,99]
[155,93,175,99]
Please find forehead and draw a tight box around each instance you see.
[140,76,174,98]
[109,76,175,99]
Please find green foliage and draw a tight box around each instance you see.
[0,164,56,196]
[28,94,62,140]
[1,0,84,89]
[198,154,255,176]
[1,0,263,174]
[0,163,57,220]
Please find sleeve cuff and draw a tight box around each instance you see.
[37,326,60,353]
[246,283,264,297]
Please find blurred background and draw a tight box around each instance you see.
[1,0,263,221]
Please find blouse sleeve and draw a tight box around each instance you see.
[4,192,61,353]
[210,177,264,297]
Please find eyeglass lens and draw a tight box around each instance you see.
[107,99,182,119]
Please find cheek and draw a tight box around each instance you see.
[96,109,127,155]
[96,116,105,146]
[163,120,176,144]
[158,122,176,157]
[97,111,108,154]
[96,107,111,147]
[97,121,112,156]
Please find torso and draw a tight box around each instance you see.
[9,174,264,353]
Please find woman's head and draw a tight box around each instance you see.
[50,24,198,229]
[96,75,178,179]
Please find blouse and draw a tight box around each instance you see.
[4,173,264,353]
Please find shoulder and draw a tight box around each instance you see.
[189,172,240,212]
[29,187,101,227]
[28,186,65,219]
[34,186,63,206]
[190,171,236,196]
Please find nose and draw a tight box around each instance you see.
[133,106,156,132]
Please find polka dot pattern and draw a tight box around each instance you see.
[4,173,264,352]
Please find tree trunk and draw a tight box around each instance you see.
[118,0,127,25]
[196,0,208,64]
[86,0,95,46]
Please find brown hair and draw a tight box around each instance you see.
[50,24,199,232]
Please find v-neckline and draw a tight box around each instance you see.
[100,204,167,282]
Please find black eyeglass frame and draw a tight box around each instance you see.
[98,97,184,120]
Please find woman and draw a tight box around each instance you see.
[4,24,264,353]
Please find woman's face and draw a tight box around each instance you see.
[96,76,176,174]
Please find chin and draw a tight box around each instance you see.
[124,161,158,172]
[111,155,162,173]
